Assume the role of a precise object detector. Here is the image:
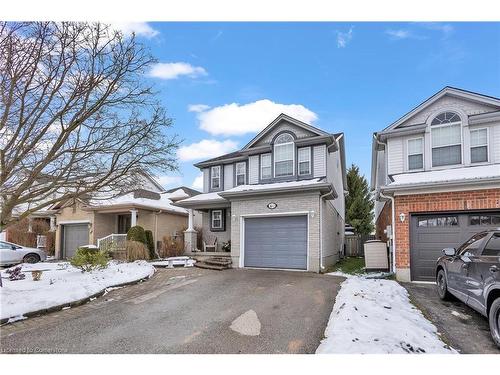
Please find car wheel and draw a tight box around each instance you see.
[489,298,500,348]
[23,253,41,264]
[436,269,451,300]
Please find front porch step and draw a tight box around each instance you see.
[194,256,232,271]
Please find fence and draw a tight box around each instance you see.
[344,234,376,257]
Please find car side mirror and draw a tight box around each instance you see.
[442,248,456,256]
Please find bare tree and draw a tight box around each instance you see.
[0,22,179,230]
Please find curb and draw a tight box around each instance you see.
[0,272,154,325]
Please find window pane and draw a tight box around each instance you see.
[408,138,423,154]
[481,215,491,225]
[275,160,293,177]
[261,154,271,167]
[447,216,458,226]
[432,145,461,166]
[299,161,310,175]
[298,147,310,162]
[262,166,271,179]
[211,166,220,178]
[275,143,293,161]
[470,129,487,146]
[408,154,423,170]
[275,133,294,144]
[483,234,500,256]
[418,219,428,227]
[492,215,500,225]
[460,233,488,256]
[431,112,461,125]
[469,216,480,225]
[236,162,245,174]
[471,146,487,163]
[432,124,461,147]
[427,218,437,227]
[237,174,245,185]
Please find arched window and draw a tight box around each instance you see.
[430,111,462,167]
[274,133,294,177]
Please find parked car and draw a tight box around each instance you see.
[435,229,500,348]
[0,240,47,266]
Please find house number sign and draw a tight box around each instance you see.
[267,202,277,209]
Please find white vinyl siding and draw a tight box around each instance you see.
[211,166,221,189]
[494,125,500,163]
[387,138,404,175]
[431,123,462,167]
[261,153,271,179]
[224,164,233,190]
[407,138,423,170]
[470,128,488,163]
[249,155,259,184]
[313,144,326,177]
[203,168,209,193]
[236,162,246,186]
[298,147,311,175]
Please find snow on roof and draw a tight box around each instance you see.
[224,178,325,193]
[388,164,500,187]
[90,192,188,214]
[166,188,189,200]
[175,191,227,204]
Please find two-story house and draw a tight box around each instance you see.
[371,87,500,282]
[176,113,347,272]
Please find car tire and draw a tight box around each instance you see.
[23,253,41,264]
[436,269,451,300]
[489,298,500,348]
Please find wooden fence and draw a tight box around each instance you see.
[344,234,376,257]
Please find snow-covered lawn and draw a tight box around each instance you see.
[0,261,155,321]
[317,274,457,354]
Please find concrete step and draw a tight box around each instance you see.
[194,262,227,271]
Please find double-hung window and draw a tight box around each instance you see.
[274,133,294,177]
[298,147,311,175]
[470,128,488,163]
[431,112,462,167]
[211,209,223,230]
[236,162,246,186]
[407,138,423,170]
[261,154,271,179]
[211,166,221,189]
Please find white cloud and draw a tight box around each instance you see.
[111,22,159,38]
[178,139,238,162]
[195,99,317,136]
[385,29,411,40]
[157,175,182,188]
[148,62,207,80]
[191,173,204,190]
[188,104,211,113]
[336,27,353,48]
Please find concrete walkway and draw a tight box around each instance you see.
[1,268,343,354]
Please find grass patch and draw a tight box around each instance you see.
[324,256,365,275]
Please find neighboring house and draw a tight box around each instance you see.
[51,176,201,259]
[176,113,347,273]
[371,87,500,282]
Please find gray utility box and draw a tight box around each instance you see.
[363,240,389,271]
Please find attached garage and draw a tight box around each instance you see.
[410,211,500,281]
[243,215,308,270]
[62,223,90,258]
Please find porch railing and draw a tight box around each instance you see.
[97,234,127,252]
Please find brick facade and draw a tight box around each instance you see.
[376,188,500,280]
[375,201,392,242]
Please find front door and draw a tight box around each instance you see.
[117,214,131,234]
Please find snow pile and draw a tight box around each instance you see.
[317,276,457,354]
[150,256,196,267]
[0,261,155,321]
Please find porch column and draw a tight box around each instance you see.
[184,209,197,253]
[130,209,138,227]
[27,217,33,233]
[49,216,56,232]
[187,209,194,231]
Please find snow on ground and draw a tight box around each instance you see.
[150,256,196,267]
[317,275,457,354]
[0,261,155,321]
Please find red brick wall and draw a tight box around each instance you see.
[394,188,500,268]
[375,201,392,242]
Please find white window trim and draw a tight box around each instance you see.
[470,127,489,164]
[261,153,272,179]
[430,120,463,168]
[406,137,424,171]
[298,147,311,176]
[273,139,295,178]
[235,162,246,185]
[211,166,221,189]
[211,209,223,229]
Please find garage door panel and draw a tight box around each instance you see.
[410,211,500,281]
[63,224,89,258]
[244,216,308,270]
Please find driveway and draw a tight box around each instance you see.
[403,282,499,354]
[0,268,343,354]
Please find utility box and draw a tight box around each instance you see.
[364,240,389,271]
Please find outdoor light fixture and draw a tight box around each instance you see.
[399,213,406,223]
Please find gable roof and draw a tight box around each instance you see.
[164,186,201,197]
[382,86,500,133]
[243,113,330,150]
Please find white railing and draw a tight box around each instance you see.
[97,234,127,252]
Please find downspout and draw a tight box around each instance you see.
[319,187,335,271]
[379,190,396,275]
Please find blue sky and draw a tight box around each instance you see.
[123,22,500,190]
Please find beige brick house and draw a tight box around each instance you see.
[371,87,500,282]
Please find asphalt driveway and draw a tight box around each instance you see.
[0,268,343,354]
[403,282,499,354]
